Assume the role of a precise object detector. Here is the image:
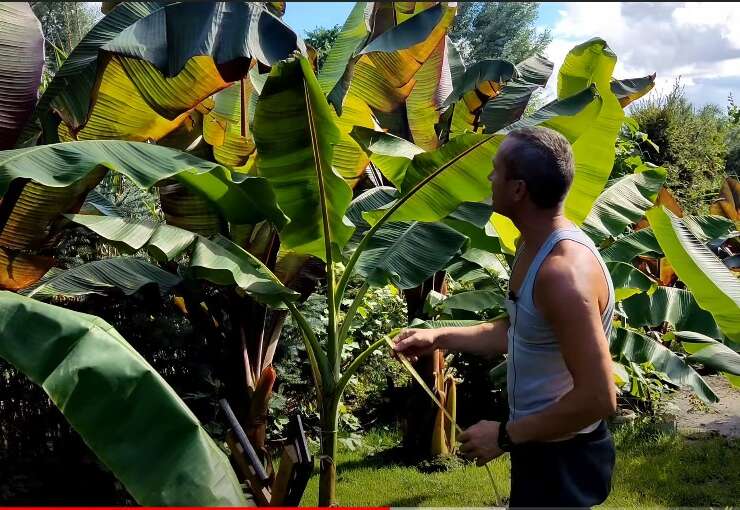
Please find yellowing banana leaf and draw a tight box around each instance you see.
[341,3,455,118]
[0,2,44,149]
[610,325,718,403]
[647,206,740,342]
[254,57,353,260]
[406,37,452,150]
[45,2,304,144]
[22,257,182,299]
[0,291,250,506]
[204,80,257,167]
[19,1,162,146]
[0,142,286,288]
[444,60,517,136]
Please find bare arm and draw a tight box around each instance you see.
[392,318,510,361]
[507,256,617,444]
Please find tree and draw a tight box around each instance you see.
[305,25,341,70]
[449,2,551,63]
[31,1,98,71]
[630,81,730,214]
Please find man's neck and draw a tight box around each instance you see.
[513,207,572,248]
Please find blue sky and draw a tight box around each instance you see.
[283,2,739,108]
[283,2,564,36]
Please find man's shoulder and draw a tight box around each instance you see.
[536,241,602,298]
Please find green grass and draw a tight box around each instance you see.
[299,421,740,507]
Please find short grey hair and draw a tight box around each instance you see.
[501,127,574,209]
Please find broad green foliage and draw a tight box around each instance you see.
[0,292,249,506]
[647,207,740,342]
[610,326,717,403]
[255,57,352,261]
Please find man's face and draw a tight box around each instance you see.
[488,138,520,216]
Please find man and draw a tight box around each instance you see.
[393,127,617,508]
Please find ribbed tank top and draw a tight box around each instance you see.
[504,227,615,435]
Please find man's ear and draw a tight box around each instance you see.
[512,180,527,202]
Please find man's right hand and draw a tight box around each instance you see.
[392,328,441,363]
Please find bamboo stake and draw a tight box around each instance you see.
[384,336,504,505]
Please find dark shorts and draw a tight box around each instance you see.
[509,420,616,508]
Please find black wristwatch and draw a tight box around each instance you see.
[498,419,514,452]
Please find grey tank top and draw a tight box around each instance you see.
[504,227,615,434]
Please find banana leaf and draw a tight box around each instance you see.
[0,2,44,149]
[582,165,666,243]
[254,56,352,261]
[609,325,717,403]
[600,228,663,263]
[44,2,304,144]
[621,286,722,339]
[67,214,298,306]
[354,220,466,289]
[480,54,554,134]
[0,291,249,505]
[647,207,740,342]
[610,74,656,107]
[438,290,505,314]
[18,1,162,146]
[22,257,181,298]
[606,261,654,301]
[557,38,624,225]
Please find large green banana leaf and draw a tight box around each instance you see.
[0,141,285,224]
[437,290,505,315]
[582,164,666,243]
[0,291,249,505]
[0,2,44,149]
[609,325,717,403]
[354,220,466,289]
[354,85,599,226]
[647,206,740,342]
[67,214,298,306]
[600,228,663,262]
[669,331,740,370]
[22,257,181,298]
[480,54,554,134]
[599,215,733,262]
[558,38,624,225]
[18,1,162,146]
[607,261,654,301]
[621,286,722,339]
[254,56,353,261]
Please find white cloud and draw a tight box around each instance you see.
[543,2,740,108]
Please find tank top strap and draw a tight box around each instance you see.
[518,228,583,310]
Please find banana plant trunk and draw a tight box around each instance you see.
[318,396,340,506]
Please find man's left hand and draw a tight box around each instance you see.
[458,420,505,466]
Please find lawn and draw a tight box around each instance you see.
[300,420,740,507]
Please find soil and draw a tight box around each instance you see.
[666,375,740,438]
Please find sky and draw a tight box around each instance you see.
[283,2,740,109]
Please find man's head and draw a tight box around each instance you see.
[489,127,574,217]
